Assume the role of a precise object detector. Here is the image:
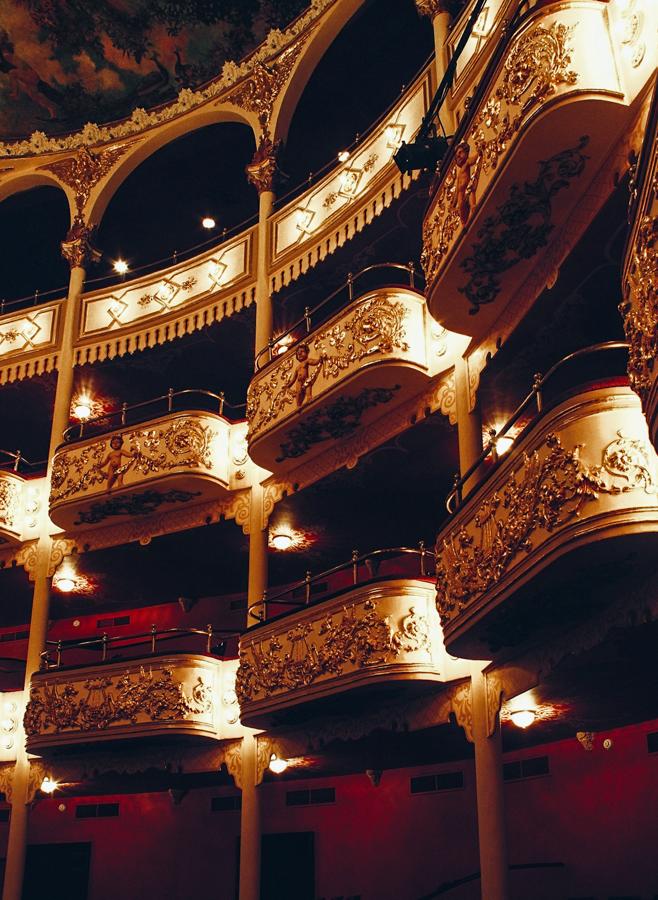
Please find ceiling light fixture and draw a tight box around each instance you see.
[510,709,536,729]
[270,533,294,552]
[40,777,59,794]
[337,149,350,163]
[72,394,93,421]
[269,754,288,774]
[201,216,216,230]
[494,434,514,455]
[53,561,77,594]
[113,259,129,275]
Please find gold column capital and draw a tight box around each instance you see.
[245,134,280,195]
[60,216,102,270]
[415,0,453,19]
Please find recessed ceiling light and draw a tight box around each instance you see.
[202,216,216,229]
[54,576,75,593]
[113,259,129,275]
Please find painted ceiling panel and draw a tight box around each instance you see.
[0,0,306,137]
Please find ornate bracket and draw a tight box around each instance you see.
[60,215,102,269]
[245,134,280,194]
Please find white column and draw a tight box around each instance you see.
[455,355,482,494]
[238,733,262,900]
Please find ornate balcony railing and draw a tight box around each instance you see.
[422,0,633,341]
[435,361,658,658]
[237,570,465,730]
[24,650,244,752]
[0,459,45,545]
[49,396,243,530]
[621,78,658,453]
[247,281,467,471]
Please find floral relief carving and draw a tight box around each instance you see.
[435,431,656,622]
[50,417,217,507]
[24,666,212,737]
[40,144,135,215]
[421,20,579,287]
[0,478,21,530]
[247,295,409,438]
[621,213,658,406]
[236,600,433,705]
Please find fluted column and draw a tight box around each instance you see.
[246,135,278,358]
[1,219,100,900]
[470,667,509,900]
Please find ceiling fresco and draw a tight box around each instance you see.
[0,0,307,138]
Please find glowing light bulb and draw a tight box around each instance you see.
[495,435,514,455]
[54,562,77,594]
[510,709,536,729]
[269,754,288,774]
[55,577,75,593]
[73,394,93,421]
[40,777,58,794]
[202,216,216,230]
[113,259,129,275]
[270,533,294,551]
[337,149,350,163]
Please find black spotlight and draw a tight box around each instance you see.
[393,134,449,175]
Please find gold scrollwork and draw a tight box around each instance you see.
[247,295,409,437]
[421,20,578,284]
[621,214,658,406]
[24,666,212,736]
[236,600,432,705]
[50,417,217,505]
[0,478,21,530]
[435,431,655,622]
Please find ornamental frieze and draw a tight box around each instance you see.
[621,206,658,406]
[421,19,579,288]
[436,429,657,622]
[50,416,220,507]
[247,295,409,438]
[236,599,432,705]
[24,666,212,737]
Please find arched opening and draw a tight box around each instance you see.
[0,186,70,307]
[96,122,257,283]
[279,0,433,191]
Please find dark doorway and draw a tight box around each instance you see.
[19,842,91,900]
[261,832,315,900]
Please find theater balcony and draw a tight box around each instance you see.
[422,0,642,342]
[0,453,45,545]
[24,627,242,753]
[237,547,470,730]
[246,264,468,472]
[48,390,247,530]
[435,344,658,660]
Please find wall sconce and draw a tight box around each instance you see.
[510,709,536,729]
[269,754,288,774]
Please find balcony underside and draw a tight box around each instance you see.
[436,386,658,659]
[237,579,461,731]
[49,412,231,530]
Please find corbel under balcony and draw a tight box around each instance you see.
[435,383,658,660]
[247,283,467,473]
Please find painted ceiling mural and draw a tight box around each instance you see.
[0,0,307,138]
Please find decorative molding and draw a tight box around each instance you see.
[415,0,451,18]
[40,144,135,215]
[436,427,658,623]
[0,762,15,803]
[60,216,102,269]
[621,207,658,408]
[222,739,243,788]
[245,135,280,194]
[422,18,580,289]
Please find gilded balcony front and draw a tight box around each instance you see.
[422,0,634,340]
[24,655,243,752]
[435,385,658,658]
[246,287,464,471]
[237,580,465,730]
[0,471,24,545]
[621,85,658,453]
[49,411,231,530]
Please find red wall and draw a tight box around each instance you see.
[0,717,656,899]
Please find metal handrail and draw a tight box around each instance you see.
[254,262,424,371]
[62,387,246,443]
[0,449,46,474]
[40,624,238,670]
[446,341,630,513]
[248,543,435,623]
